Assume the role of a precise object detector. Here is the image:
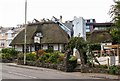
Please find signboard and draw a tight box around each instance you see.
[34,36,40,43]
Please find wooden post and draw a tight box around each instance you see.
[92,57,94,67]
[107,58,109,70]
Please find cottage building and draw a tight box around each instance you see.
[10,21,69,53]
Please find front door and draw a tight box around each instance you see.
[35,44,41,51]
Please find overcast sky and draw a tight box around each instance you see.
[0,0,114,27]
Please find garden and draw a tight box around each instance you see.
[0,48,77,72]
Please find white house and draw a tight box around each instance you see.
[72,16,86,40]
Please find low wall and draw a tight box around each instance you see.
[17,60,77,72]
[80,65,120,75]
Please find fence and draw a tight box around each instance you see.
[93,56,119,66]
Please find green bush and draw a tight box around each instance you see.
[38,49,46,56]
[57,53,64,63]
[94,65,108,69]
[69,55,77,61]
[89,44,101,50]
[108,65,118,75]
[17,53,24,60]
[1,53,12,60]
[48,54,58,64]
[40,53,51,63]
[45,48,53,53]
[1,48,18,59]
[26,53,36,61]
[38,51,64,64]
[67,55,77,72]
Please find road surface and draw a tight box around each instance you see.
[1,63,119,81]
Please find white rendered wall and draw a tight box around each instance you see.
[59,44,63,52]
[31,46,35,51]
[72,16,86,40]
[54,44,58,51]
[15,45,22,51]
[43,44,48,50]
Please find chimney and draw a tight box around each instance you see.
[59,15,62,22]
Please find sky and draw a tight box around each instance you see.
[0,0,114,27]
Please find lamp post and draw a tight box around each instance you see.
[24,0,27,65]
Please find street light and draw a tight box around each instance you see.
[24,0,27,65]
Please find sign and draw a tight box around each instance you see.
[34,36,40,43]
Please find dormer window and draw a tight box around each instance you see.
[34,32,43,43]
[36,32,43,37]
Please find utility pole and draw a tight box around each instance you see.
[24,0,27,65]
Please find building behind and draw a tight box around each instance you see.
[0,26,23,50]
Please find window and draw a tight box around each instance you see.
[86,26,89,29]
[36,32,43,37]
[48,44,54,50]
[0,40,5,47]
[87,20,90,22]
[1,43,4,47]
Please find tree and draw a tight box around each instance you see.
[109,1,120,44]
[66,37,100,65]
[66,37,87,64]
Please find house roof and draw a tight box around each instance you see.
[10,22,69,45]
[88,30,112,43]
[64,21,73,31]
[86,22,113,27]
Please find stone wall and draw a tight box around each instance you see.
[80,64,120,75]
[17,60,76,72]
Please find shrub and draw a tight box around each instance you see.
[69,55,77,61]
[46,51,59,64]
[26,53,36,61]
[89,44,101,50]
[48,54,57,64]
[67,55,77,72]
[57,53,64,63]
[38,49,46,56]
[17,52,24,60]
[108,65,118,75]
[1,48,18,59]
[94,65,108,69]
[43,53,51,63]
[45,48,53,53]
[1,53,12,59]
[32,52,36,55]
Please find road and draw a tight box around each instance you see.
[1,63,119,81]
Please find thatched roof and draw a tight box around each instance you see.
[10,22,69,45]
[88,30,112,43]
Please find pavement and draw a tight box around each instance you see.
[4,63,120,80]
